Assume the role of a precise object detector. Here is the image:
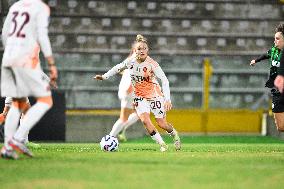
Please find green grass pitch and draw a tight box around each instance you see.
[1,136,284,189]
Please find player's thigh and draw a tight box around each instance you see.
[138,112,152,126]
[155,117,167,127]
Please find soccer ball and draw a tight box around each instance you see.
[100,135,119,152]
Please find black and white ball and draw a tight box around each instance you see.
[100,135,119,152]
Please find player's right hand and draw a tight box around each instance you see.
[250,60,256,66]
[0,113,6,124]
[93,75,103,80]
[164,101,172,112]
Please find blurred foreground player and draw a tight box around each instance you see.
[1,0,57,159]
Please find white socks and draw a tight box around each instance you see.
[14,102,51,142]
[168,128,178,137]
[4,106,21,149]
[151,132,165,145]
[123,113,139,131]
[109,119,124,137]
[20,118,30,144]
[109,113,139,137]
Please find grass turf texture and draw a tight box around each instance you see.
[1,136,284,189]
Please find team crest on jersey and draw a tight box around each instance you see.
[143,67,147,72]
[272,60,280,67]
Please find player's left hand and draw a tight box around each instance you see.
[250,60,256,66]
[164,101,172,111]
[0,113,6,124]
[50,80,58,89]
[93,75,104,80]
[49,65,58,89]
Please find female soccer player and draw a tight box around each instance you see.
[251,23,284,131]
[1,0,57,159]
[94,34,181,152]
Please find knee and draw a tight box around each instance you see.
[275,120,284,132]
[155,119,163,126]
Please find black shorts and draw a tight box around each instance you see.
[271,88,284,113]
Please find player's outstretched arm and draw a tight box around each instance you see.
[93,62,128,81]
[250,54,269,66]
[0,107,9,124]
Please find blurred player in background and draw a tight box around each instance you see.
[108,47,140,142]
[94,34,181,152]
[251,23,284,131]
[1,0,57,159]
[110,69,140,142]
[274,25,284,130]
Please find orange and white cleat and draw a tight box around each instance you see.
[160,143,168,152]
[173,134,181,151]
[1,146,19,160]
[0,113,6,125]
[8,138,33,157]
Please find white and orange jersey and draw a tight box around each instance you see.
[103,55,171,101]
[1,0,52,69]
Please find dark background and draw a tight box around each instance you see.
[0,91,66,141]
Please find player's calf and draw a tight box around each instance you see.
[167,127,181,151]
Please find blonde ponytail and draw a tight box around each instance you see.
[136,34,147,43]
